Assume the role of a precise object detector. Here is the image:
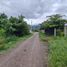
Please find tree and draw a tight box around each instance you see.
[0,13,8,28]
[41,14,66,29]
[5,15,29,36]
[0,13,30,36]
[0,13,7,19]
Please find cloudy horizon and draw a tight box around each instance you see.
[0,0,67,25]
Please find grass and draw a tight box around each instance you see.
[39,31,47,41]
[39,31,67,67]
[49,36,67,67]
[0,34,32,53]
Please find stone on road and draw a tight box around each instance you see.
[0,32,48,67]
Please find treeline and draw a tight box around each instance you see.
[0,13,30,37]
[40,14,67,36]
[40,14,66,29]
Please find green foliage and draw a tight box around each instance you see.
[0,13,30,36]
[0,13,30,51]
[0,34,32,52]
[39,31,49,42]
[39,31,45,41]
[0,13,7,19]
[0,13,8,28]
[5,16,29,36]
[41,14,66,29]
[48,37,67,67]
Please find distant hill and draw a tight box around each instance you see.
[32,24,41,31]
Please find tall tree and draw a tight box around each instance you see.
[41,14,66,29]
[0,13,8,28]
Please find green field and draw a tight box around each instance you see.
[39,32,67,67]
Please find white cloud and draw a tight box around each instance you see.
[0,0,67,25]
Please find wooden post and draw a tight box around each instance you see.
[64,24,67,37]
[64,26,66,37]
[54,28,56,37]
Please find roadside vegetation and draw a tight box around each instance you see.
[39,32,67,67]
[0,13,31,52]
[40,14,67,67]
[49,36,67,67]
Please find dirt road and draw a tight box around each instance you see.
[0,32,48,67]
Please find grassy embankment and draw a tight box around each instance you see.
[39,31,67,67]
[0,30,32,53]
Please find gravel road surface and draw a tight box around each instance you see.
[0,32,48,67]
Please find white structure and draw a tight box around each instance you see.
[54,28,56,37]
[64,23,67,37]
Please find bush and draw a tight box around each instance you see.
[6,36,18,43]
[57,29,64,36]
[5,16,29,36]
[0,13,30,51]
[0,44,5,50]
[0,13,30,37]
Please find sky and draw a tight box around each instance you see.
[0,0,67,25]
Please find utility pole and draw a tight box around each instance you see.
[54,28,56,37]
[31,20,32,33]
[64,23,67,37]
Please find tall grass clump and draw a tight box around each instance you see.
[49,36,67,67]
